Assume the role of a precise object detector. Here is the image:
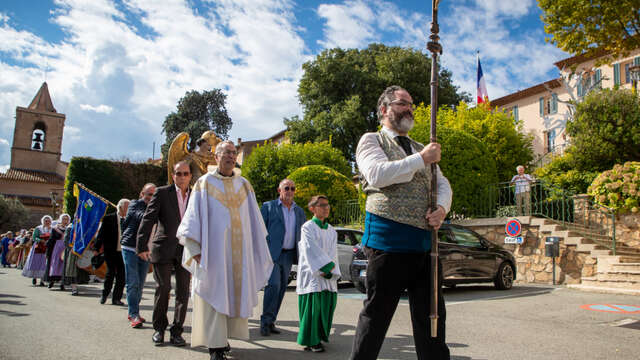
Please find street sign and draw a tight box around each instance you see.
[505,219,522,237]
[580,304,640,314]
[504,236,524,244]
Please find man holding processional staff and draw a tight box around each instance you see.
[351,85,452,360]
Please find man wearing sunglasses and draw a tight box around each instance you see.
[259,178,306,336]
[137,160,192,347]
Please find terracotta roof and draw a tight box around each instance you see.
[28,82,57,113]
[554,49,610,70]
[0,193,52,207]
[491,79,562,108]
[0,168,65,184]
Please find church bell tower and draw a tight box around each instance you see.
[10,82,66,176]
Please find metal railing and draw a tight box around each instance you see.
[331,199,364,228]
[472,180,617,255]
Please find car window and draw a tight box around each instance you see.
[438,229,456,244]
[450,226,483,247]
[352,231,362,244]
[336,231,350,245]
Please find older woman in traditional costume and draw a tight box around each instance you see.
[45,214,71,290]
[22,215,52,286]
[296,195,340,353]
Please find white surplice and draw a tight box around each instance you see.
[296,220,341,295]
[178,167,273,348]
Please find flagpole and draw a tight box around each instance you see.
[75,182,117,208]
[426,0,442,339]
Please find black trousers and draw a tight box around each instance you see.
[152,259,191,335]
[103,251,125,301]
[350,247,450,360]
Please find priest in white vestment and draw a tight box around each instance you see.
[177,140,273,360]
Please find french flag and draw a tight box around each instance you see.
[477,56,489,104]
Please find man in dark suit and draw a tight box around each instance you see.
[94,198,129,305]
[137,161,192,347]
[260,178,306,336]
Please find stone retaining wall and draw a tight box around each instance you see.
[452,217,595,285]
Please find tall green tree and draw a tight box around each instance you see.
[539,0,640,63]
[161,89,232,162]
[285,44,470,161]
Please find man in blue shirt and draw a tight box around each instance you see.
[259,179,306,336]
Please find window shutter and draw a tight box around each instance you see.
[626,63,631,83]
[513,105,519,122]
[539,97,544,117]
[614,63,620,85]
[551,94,558,114]
[595,69,601,88]
[577,80,583,97]
[635,57,640,66]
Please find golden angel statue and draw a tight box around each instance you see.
[167,130,222,184]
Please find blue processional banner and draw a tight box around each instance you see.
[71,184,108,256]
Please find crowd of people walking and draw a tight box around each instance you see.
[1,85,453,360]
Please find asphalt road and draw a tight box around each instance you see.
[1,267,639,359]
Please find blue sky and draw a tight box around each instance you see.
[0,0,570,170]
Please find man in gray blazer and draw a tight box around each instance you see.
[260,178,306,336]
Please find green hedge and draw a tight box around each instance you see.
[63,157,166,218]
[408,124,499,217]
[288,165,358,222]
[242,141,351,205]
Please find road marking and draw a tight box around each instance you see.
[581,304,640,314]
[446,288,558,306]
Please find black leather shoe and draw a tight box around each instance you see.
[169,334,186,347]
[100,295,107,304]
[112,300,125,306]
[210,350,227,360]
[260,326,270,336]
[152,331,164,345]
[269,324,281,334]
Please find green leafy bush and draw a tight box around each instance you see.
[409,118,499,217]
[534,151,600,194]
[0,195,31,233]
[63,157,165,218]
[242,141,351,205]
[288,165,358,222]
[568,88,640,171]
[588,161,640,213]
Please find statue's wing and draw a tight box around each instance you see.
[167,132,190,184]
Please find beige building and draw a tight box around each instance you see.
[492,50,640,164]
[0,82,68,222]
[236,129,288,165]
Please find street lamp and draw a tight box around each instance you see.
[50,191,58,219]
[629,64,640,94]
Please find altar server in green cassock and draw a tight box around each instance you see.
[296,195,340,353]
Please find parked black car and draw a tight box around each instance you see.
[350,224,516,293]
[288,227,364,285]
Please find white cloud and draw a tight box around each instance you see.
[317,0,377,49]
[0,164,9,173]
[0,138,8,146]
[79,104,113,114]
[0,0,309,165]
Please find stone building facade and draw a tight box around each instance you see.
[0,82,68,223]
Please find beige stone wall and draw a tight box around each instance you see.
[614,213,640,249]
[11,107,65,173]
[454,218,595,285]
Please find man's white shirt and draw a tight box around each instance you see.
[356,126,452,213]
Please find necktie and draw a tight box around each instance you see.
[396,136,412,156]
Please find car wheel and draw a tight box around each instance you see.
[494,262,514,290]
[354,280,367,294]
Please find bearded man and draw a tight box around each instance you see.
[351,85,453,360]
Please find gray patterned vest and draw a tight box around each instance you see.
[361,131,432,230]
